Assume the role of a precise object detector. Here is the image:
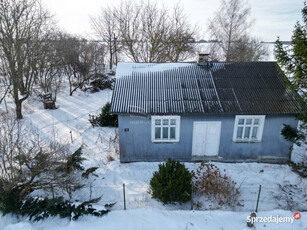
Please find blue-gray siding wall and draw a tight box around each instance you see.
[118,114,298,162]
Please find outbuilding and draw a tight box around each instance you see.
[110,60,302,163]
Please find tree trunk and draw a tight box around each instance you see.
[15,100,23,119]
[109,47,113,70]
[19,80,26,95]
[13,85,23,119]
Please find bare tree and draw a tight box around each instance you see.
[0,0,55,119]
[117,1,168,62]
[90,41,107,76]
[208,0,268,62]
[91,6,120,70]
[91,1,197,63]
[35,32,65,101]
[163,4,198,62]
[228,36,268,62]
[57,34,105,96]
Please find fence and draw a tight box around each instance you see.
[74,184,155,211]
[73,183,306,212]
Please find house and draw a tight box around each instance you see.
[110,58,302,163]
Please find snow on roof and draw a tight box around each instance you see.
[116,62,195,78]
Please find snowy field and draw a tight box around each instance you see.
[0,88,306,229]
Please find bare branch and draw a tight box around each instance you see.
[91,0,198,63]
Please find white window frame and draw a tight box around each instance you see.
[151,116,180,142]
[233,115,265,142]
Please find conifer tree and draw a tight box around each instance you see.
[275,2,307,147]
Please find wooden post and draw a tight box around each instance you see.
[255,185,261,213]
[70,130,73,143]
[123,183,126,210]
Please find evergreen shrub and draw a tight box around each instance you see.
[150,159,192,204]
[89,102,118,127]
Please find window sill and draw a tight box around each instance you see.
[233,139,261,143]
[152,140,179,143]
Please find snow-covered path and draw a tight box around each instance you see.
[21,89,112,146]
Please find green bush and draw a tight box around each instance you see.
[89,102,118,127]
[0,192,113,221]
[62,147,85,173]
[0,187,23,216]
[20,196,111,221]
[98,102,118,127]
[281,124,304,146]
[150,159,192,204]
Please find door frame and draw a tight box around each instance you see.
[192,121,222,157]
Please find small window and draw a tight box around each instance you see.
[152,116,180,142]
[155,119,161,125]
[233,115,265,142]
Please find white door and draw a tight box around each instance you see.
[192,122,221,156]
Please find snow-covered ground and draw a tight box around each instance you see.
[1,209,306,230]
[0,88,306,229]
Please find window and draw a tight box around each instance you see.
[151,116,180,142]
[233,115,265,142]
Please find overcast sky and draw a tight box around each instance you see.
[41,0,304,42]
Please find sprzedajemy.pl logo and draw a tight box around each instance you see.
[247,212,301,225]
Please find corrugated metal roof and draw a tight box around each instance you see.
[110,62,302,115]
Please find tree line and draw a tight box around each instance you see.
[0,0,292,120]
[90,0,269,67]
